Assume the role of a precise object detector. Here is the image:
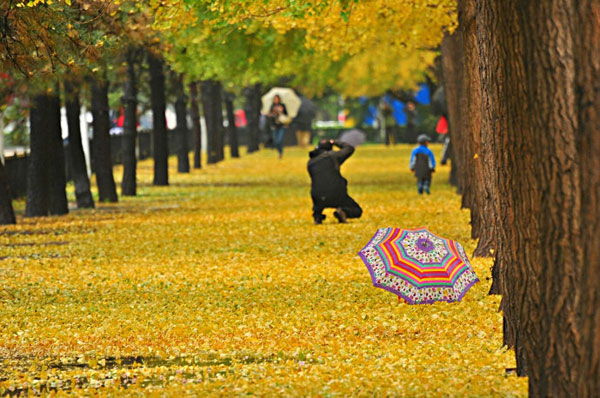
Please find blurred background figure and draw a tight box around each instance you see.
[292,96,316,147]
[405,100,419,144]
[381,101,398,146]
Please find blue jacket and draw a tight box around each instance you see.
[410,145,436,179]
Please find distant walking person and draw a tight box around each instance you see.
[268,95,288,159]
[405,101,419,143]
[308,140,362,224]
[410,134,436,195]
[381,102,397,145]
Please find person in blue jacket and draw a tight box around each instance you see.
[409,134,436,194]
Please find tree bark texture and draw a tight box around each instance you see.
[442,28,472,204]
[457,0,496,258]
[476,0,532,376]
[46,89,69,215]
[65,80,94,209]
[0,160,16,224]
[148,52,169,186]
[440,33,465,194]
[244,83,261,153]
[121,49,138,196]
[189,81,202,169]
[474,1,600,395]
[200,80,223,164]
[91,77,118,203]
[174,75,190,172]
[225,92,240,158]
[25,94,50,217]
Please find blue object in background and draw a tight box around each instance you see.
[415,84,431,105]
[364,104,378,127]
[392,99,406,126]
[382,95,407,126]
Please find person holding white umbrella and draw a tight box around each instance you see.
[268,95,288,159]
[261,87,301,159]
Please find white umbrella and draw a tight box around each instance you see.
[261,87,302,118]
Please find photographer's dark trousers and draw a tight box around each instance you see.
[312,192,362,221]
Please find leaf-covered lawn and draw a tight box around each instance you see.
[0,145,527,396]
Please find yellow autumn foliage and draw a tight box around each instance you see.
[339,48,439,97]
[152,0,455,96]
[0,145,526,396]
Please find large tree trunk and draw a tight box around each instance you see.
[475,1,600,395]
[225,92,240,158]
[121,48,138,196]
[174,74,190,172]
[244,83,261,153]
[25,94,50,217]
[476,0,530,375]
[0,161,16,224]
[46,89,68,215]
[200,80,223,164]
[90,76,118,203]
[65,80,94,209]
[148,52,169,186]
[189,81,202,169]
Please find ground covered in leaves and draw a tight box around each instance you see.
[0,145,527,396]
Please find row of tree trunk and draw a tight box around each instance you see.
[0,50,253,225]
[443,0,599,396]
[199,80,244,164]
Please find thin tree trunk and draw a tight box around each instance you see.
[215,81,224,162]
[46,88,69,215]
[25,94,50,217]
[189,81,202,169]
[200,81,214,164]
[225,92,240,158]
[440,34,464,193]
[121,48,138,196]
[148,52,169,186]
[244,83,261,153]
[0,160,16,224]
[91,76,118,203]
[65,80,94,208]
[446,140,459,187]
[174,74,190,172]
[200,80,222,164]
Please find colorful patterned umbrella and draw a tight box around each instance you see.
[358,227,479,304]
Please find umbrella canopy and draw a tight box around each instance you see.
[261,87,302,118]
[339,129,367,147]
[358,227,479,304]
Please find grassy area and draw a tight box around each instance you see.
[0,144,527,396]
